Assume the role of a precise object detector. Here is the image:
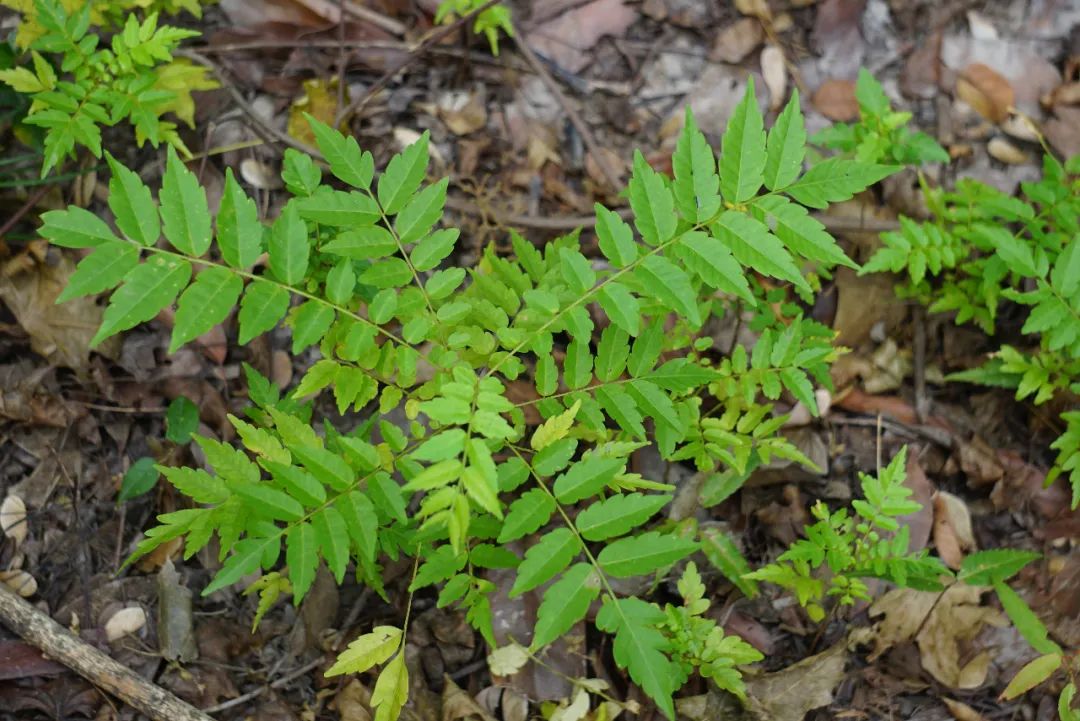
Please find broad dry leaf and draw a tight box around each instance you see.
[105,606,147,642]
[550,688,589,721]
[761,45,787,110]
[735,0,772,21]
[943,698,989,721]
[956,63,1014,124]
[438,91,488,136]
[745,643,847,721]
[487,643,530,676]
[0,494,27,546]
[813,79,858,121]
[331,679,373,721]
[441,676,497,721]
[288,78,347,147]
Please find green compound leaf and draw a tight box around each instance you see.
[672,108,721,223]
[217,168,263,270]
[509,527,580,597]
[313,506,349,584]
[326,626,402,676]
[106,153,159,246]
[170,266,243,352]
[39,207,121,249]
[597,597,677,720]
[754,195,857,270]
[286,521,319,603]
[532,563,601,649]
[575,492,672,541]
[306,114,374,190]
[497,488,556,543]
[676,230,754,302]
[597,530,698,577]
[597,282,641,337]
[628,150,677,246]
[379,131,430,215]
[712,210,810,293]
[719,77,766,204]
[160,146,211,257]
[763,88,806,191]
[57,242,139,303]
[268,202,309,286]
[552,455,625,504]
[783,158,897,209]
[237,280,290,345]
[595,203,638,267]
[92,255,192,347]
[958,549,1040,586]
[635,254,701,327]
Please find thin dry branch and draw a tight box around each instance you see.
[0,583,214,721]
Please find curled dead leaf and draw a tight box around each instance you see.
[0,494,28,546]
[0,570,37,597]
[956,63,1014,124]
[746,643,847,721]
[105,606,147,642]
[987,137,1030,164]
[711,18,764,64]
[761,45,787,110]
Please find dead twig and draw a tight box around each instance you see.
[201,657,324,714]
[511,26,622,190]
[334,0,504,126]
[0,583,215,721]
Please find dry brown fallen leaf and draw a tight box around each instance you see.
[0,494,27,547]
[711,17,764,63]
[525,0,638,74]
[814,79,859,121]
[943,697,989,721]
[956,63,1014,124]
[735,0,772,21]
[438,90,488,136]
[745,642,847,721]
[987,137,1030,164]
[442,676,499,721]
[860,586,1008,689]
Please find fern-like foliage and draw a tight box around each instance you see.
[0,0,216,174]
[863,154,1080,507]
[747,447,950,620]
[435,0,513,55]
[43,79,901,717]
[812,68,948,166]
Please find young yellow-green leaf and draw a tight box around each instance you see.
[636,254,701,326]
[395,177,448,244]
[597,530,698,577]
[336,491,379,562]
[159,466,229,504]
[628,150,677,246]
[170,266,243,352]
[313,506,349,584]
[1002,653,1061,700]
[286,521,319,603]
[713,210,810,293]
[305,114,374,190]
[403,458,463,493]
[217,168,263,270]
[672,108,721,222]
[57,242,139,303]
[783,158,897,209]
[719,78,766,203]
[410,228,458,271]
[576,493,672,541]
[1061,683,1079,721]
[993,582,1061,656]
[498,488,555,543]
[595,203,638,267]
[532,563,601,649]
[245,572,290,632]
[553,455,625,504]
[379,131,430,215]
[92,256,192,347]
[237,280,289,345]
[322,226,398,260]
[39,207,121,248]
[531,399,582,451]
[230,414,290,464]
[509,527,580,597]
[325,626,402,676]
[371,649,409,721]
[106,153,159,246]
[753,195,856,270]
[0,66,43,93]
[160,146,211,256]
[597,282,641,336]
[268,203,309,286]
[676,230,754,302]
[763,89,806,191]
